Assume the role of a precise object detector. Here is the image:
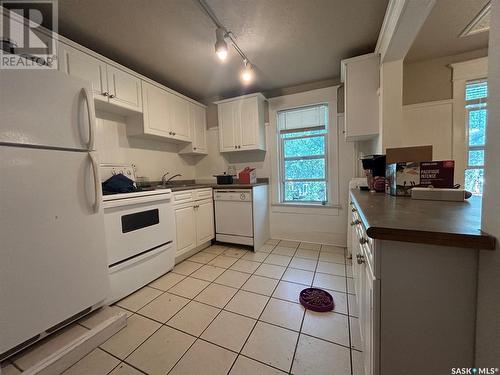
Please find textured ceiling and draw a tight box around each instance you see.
[406,0,490,62]
[57,0,388,101]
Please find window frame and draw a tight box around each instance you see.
[464,79,487,195]
[277,105,329,205]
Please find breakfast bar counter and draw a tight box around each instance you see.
[350,189,496,250]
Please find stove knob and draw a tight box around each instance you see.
[240,193,246,200]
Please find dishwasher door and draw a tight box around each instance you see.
[214,190,253,238]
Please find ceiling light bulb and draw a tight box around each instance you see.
[241,60,253,84]
[215,28,228,61]
[216,48,227,61]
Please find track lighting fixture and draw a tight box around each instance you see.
[214,27,228,61]
[198,0,256,85]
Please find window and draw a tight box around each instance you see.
[465,80,488,196]
[278,104,329,204]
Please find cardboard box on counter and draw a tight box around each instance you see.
[386,160,455,196]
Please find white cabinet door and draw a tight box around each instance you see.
[59,43,108,102]
[107,65,142,112]
[363,262,375,375]
[170,93,191,142]
[342,54,379,141]
[195,199,214,245]
[174,205,196,255]
[193,105,207,152]
[142,81,171,136]
[239,97,258,149]
[218,102,238,151]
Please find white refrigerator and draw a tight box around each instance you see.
[0,70,109,359]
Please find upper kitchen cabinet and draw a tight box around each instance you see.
[128,81,192,143]
[106,65,142,112]
[179,103,208,155]
[341,53,379,141]
[215,93,266,152]
[58,42,142,114]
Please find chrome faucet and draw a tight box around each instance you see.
[161,173,182,186]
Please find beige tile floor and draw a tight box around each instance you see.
[1,240,363,375]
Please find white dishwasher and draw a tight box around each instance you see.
[214,189,254,246]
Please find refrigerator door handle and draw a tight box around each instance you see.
[89,151,101,213]
[82,87,96,151]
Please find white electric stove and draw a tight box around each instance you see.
[100,164,175,303]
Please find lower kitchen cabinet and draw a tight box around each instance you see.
[173,189,214,260]
[174,204,197,255]
[348,191,481,375]
[195,199,215,244]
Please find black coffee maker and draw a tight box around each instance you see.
[361,155,386,192]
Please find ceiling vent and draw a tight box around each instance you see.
[460,2,491,37]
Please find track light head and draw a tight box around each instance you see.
[241,59,253,84]
[215,27,228,61]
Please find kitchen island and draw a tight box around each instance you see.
[348,189,495,375]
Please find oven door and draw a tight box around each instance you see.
[103,194,174,266]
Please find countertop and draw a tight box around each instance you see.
[169,182,268,192]
[350,189,496,250]
[141,178,269,192]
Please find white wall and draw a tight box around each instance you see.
[401,100,453,160]
[268,87,355,246]
[194,126,272,182]
[476,0,500,365]
[95,111,197,181]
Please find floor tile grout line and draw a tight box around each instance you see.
[344,248,355,375]
[225,239,294,374]
[287,241,321,374]
[166,242,283,374]
[113,261,223,371]
[99,346,149,375]
[107,241,351,375]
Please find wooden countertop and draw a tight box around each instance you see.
[350,189,496,250]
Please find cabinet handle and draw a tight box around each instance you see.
[109,94,115,98]
[359,237,368,245]
[169,131,173,135]
[234,145,237,149]
[356,254,365,264]
[102,92,109,97]
[173,132,176,136]
[193,147,197,150]
[351,207,357,212]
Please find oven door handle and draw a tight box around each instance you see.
[89,151,101,213]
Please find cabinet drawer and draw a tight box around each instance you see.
[173,190,194,205]
[194,188,213,201]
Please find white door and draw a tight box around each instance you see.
[170,94,191,141]
[196,199,214,245]
[174,204,196,255]
[58,43,108,102]
[107,65,142,112]
[193,105,207,152]
[239,97,258,149]
[0,146,108,355]
[0,70,95,151]
[142,81,171,136]
[218,102,237,151]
